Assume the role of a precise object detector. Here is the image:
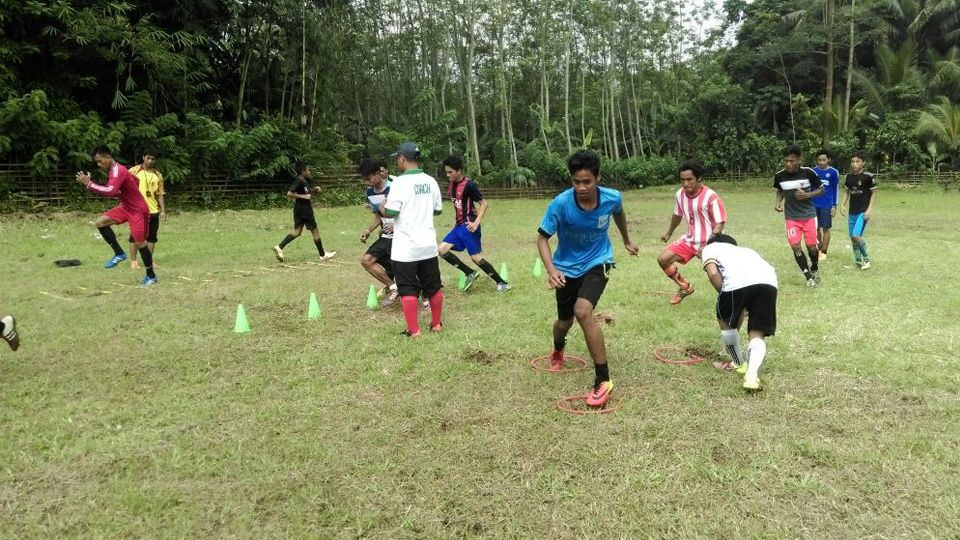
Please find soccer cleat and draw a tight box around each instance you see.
[430,324,443,333]
[1,315,20,351]
[273,246,285,262]
[319,251,337,261]
[399,329,421,338]
[462,271,480,292]
[104,252,128,269]
[586,380,614,407]
[812,270,822,284]
[548,350,565,372]
[743,375,761,391]
[860,261,871,270]
[496,282,513,293]
[140,275,159,287]
[736,362,748,375]
[669,283,695,305]
[381,290,399,307]
[806,277,818,288]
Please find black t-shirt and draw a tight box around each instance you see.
[773,167,822,220]
[449,178,484,225]
[845,172,876,215]
[289,177,314,215]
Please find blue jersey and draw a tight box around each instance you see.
[812,166,840,209]
[538,186,623,278]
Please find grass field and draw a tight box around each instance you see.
[1,183,958,537]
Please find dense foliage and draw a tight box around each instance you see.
[1,0,958,188]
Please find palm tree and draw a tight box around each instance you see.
[914,96,960,168]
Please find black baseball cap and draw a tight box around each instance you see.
[390,142,421,160]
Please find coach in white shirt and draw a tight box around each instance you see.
[382,142,444,337]
[700,234,778,391]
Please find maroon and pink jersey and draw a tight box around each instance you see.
[85,162,149,214]
[673,185,726,251]
[448,178,484,225]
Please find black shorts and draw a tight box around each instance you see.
[815,207,833,229]
[129,213,160,243]
[556,263,612,321]
[366,236,393,275]
[716,284,778,336]
[392,257,442,298]
[294,211,317,230]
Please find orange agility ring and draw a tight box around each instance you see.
[555,394,622,415]
[653,346,705,366]
[530,353,588,373]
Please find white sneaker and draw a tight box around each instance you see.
[272,246,284,262]
[806,277,818,288]
[319,251,337,261]
[860,261,871,270]
[1,315,20,351]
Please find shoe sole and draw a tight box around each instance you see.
[273,248,284,262]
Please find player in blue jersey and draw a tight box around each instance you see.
[812,149,840,260]
[536,150,639,408]
[358,159,397,305]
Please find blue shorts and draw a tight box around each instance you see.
[848,213,868,237]
[442,223,482,255]
[815,207,833,229]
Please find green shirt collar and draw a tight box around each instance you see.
[401,168,423,175]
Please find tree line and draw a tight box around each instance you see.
[1,0,958,191]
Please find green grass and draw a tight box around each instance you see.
[1,183,958,537]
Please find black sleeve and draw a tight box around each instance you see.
[772,172,781,190]
[467,181,484,201]
[807,169,823,189]
[288,179,302,193]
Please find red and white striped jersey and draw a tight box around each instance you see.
[673,185,726,251]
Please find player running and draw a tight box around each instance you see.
[75,145,158,286]
[273,161,335,263]
[657,159,726,304]
[358,158,398,305]
[773,144,824,287]
[127,148,166,269]
[537,150,639,408]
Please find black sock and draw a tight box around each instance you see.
[278,234,296,249]
[314,237,325,256]
[594,362,610,384]
[138,247,156,278]
[98,226,124,256]
[793,251,812,279]
[553,337,566,352]
[807,248,820,272]
[476,259,506,284]
[441,252,473,275]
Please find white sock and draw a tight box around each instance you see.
[746,338,766,379]
[389,283,397,291]
[721,329,744,365]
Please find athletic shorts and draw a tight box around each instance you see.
[392,256,442,298]
[785,218,818,247]
[815,207,833,229]
[666,240,699,264]
[555,263,612,321]
[366,236,393,274]
[442,223,482,255]
[848,213,868,237]
[294,211,317,230]
[716,284,778,336]
[129,213,160,243]
[105,206,150,244]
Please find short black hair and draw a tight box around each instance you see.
[567,150,600,176]
[782,144,802,158]
[90,145,112,159]
[356,158,380,177]
[815,149,830,159]
[678,159,704,179]
[375,159,388,171]
[442,155,465,171]
[143,146,160,158]
[708,233,738,246]
[852,150,866,160]
[294,160,308,175]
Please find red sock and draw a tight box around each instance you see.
[428,290,443,329]
[400,296,421,335]
[664,265,689,288]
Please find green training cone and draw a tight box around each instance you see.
[366,284,379,310]
[533,258,544,277]
[499,262,509,281]
[307,292,322,319]
[234,304,251,333]
[457,270,467,290]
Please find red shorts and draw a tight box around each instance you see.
[104,206,150,244]
[785,218,818,247]
[666,240,700,264]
